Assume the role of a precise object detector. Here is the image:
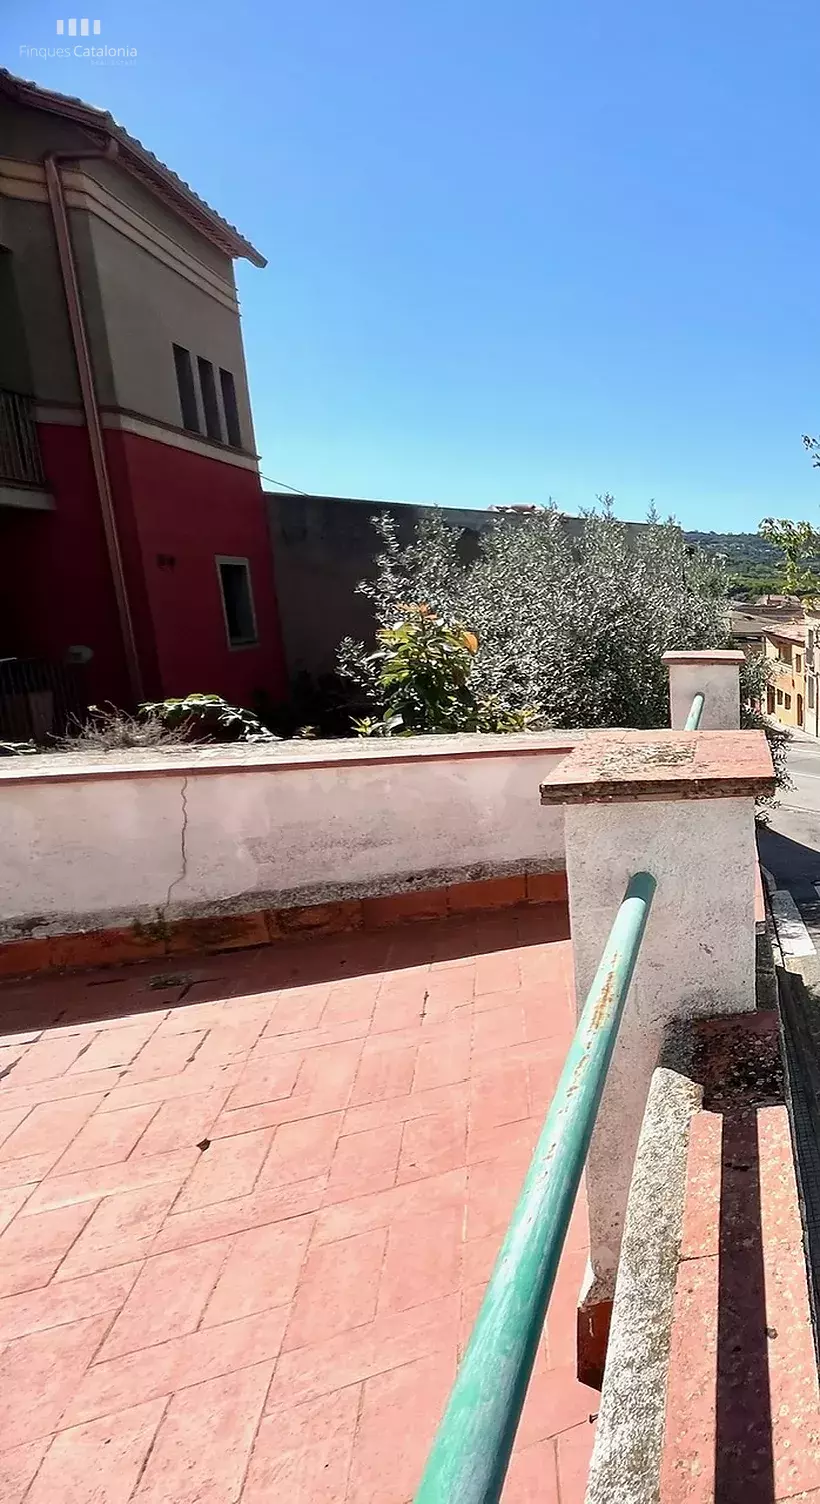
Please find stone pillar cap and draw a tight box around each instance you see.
[661,650,746,665]
[540,730,774,805]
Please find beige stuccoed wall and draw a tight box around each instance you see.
[666,659,742,730]
[85,211,255,446]
[0,735,575,941]
[566,792,756,1307]
[0,92,256,443]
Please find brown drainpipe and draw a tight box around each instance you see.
[43,142,144,704]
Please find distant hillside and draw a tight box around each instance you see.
[684,531,780,567]
[684,529,820,599]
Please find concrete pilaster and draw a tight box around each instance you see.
[540,729,774,1385]
[662,649,745,730]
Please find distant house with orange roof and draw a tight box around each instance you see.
[761,619,806,728]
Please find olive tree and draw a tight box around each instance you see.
[341,501,759,726]
[338,499,788,802]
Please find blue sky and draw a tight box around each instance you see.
[4,0,820,530]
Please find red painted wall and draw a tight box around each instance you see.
[0,424,131,707]
[0,421,287,713]
[104,427,287,707]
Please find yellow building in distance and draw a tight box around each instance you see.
[763,623,806,729]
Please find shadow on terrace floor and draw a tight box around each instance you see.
[697,1014,799,1501]
[757,825,820,888]
[715,1108,775,1502]
[0,902,572,1037]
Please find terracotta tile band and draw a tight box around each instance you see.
[0,870,569,981]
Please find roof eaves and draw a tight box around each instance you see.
[0,69,266,267]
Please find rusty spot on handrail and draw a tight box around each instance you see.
[590,959,619,1032]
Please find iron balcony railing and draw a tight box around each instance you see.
[0,389,46,488]
[414,871,656,1504]
[685,693,705,730]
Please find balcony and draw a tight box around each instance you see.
[0,388,54,510]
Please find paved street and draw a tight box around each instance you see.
[758,732,820,986]
[759,732,820,888]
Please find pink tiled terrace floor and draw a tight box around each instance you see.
[0,904,596,1503]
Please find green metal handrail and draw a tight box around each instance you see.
[414,870,657,1504]
[684,693,704,730]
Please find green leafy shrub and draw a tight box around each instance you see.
[349,604,535,736]
[758,517,820,598]
[738,653,792,818]
[140,694,278,743]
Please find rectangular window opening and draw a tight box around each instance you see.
[785,693,792,710]
[810,676,816,711]
[219,367,242,448]
[173,344,199,433]
[217,556,258,647]
[777,689,784,705]
[197,357,222,442]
